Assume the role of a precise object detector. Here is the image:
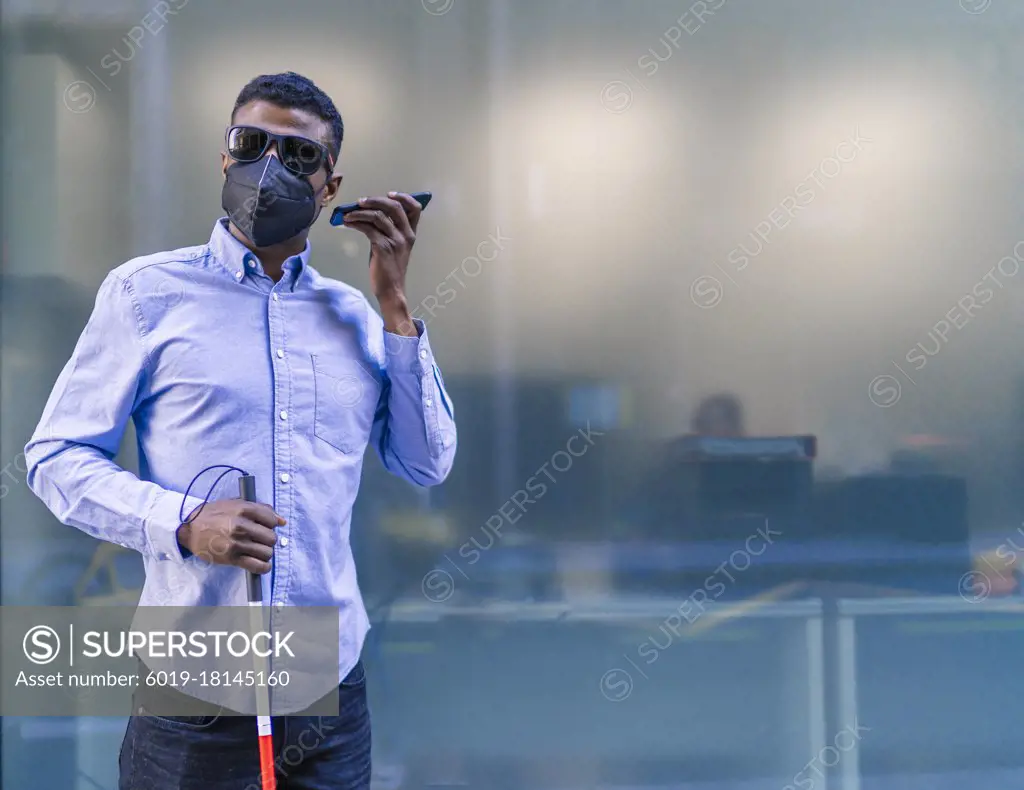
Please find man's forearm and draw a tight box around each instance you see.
[378,293,417,337]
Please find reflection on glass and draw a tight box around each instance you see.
[4,1,1024,788]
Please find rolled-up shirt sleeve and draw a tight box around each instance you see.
[370,319,456,486]
[24,272,203,563]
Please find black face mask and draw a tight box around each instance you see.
[221,157,323,248]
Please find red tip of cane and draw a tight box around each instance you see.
[259,735,276,789]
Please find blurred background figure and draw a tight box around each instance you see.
[690,392,746,437]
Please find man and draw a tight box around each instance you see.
[24,72,456,789]
[615,392,747,540]
[689,392,745,437]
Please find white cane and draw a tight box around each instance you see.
[239,474,276,790]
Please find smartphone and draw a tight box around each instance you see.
[330,191,432,226]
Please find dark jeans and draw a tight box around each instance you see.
[118,660,370,790]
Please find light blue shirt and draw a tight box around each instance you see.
[25,219,457,686]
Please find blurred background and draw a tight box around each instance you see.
[5,0,1024,787]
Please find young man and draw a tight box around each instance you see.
[24,72,456,790]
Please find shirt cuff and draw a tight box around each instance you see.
[144,489,206,564]
[384,318,433,375]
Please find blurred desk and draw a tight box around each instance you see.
[836,597,1024,790]
[369,593,1024,789]
[468,539,972,600]
[371,596,826,785]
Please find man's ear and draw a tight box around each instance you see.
[221,152,231,178]
[323,174,343,206]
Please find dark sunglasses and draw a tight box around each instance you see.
[225,125,335,177]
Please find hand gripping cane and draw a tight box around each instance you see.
[239,474,276,790]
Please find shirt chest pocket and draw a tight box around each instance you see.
[311,354,382,454]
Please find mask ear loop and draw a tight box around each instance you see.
[178,464,251,526]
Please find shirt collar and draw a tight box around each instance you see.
[208,218,313,290]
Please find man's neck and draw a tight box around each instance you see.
[228,223,305,283]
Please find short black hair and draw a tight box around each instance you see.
[231,72,344,162]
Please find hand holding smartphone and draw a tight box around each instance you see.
[330,191,432,227]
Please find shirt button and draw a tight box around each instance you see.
[280,473,290,483]
[276,349,285,359]
[272,293,279,301]
[234,271,243,280]
[279,411,288,420]
[279,537,289,547]
[419,349,427,359]
[425,398,433,407]
[275,603,285,611]
[247,260,256,268]
[158,553,169,561]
